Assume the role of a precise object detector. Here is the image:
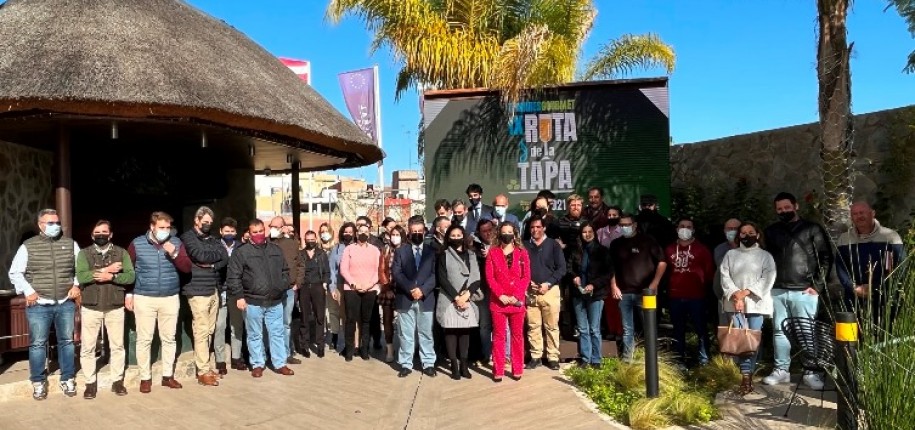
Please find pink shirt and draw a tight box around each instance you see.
[340,243,381,292]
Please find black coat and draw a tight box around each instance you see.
[180,229,229,296]
[764,219,834,292]
[296,248,331,286]
[226,242,290,307]
[569,241,613,301]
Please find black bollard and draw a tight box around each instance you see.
[642,288,659,398]
[835,312,858,430]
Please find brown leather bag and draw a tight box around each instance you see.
[717,314,762,356]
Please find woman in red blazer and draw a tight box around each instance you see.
[485,221,531,382]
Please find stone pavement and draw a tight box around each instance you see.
[0,349,838,430]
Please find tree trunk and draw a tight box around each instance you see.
[817,0,854,237]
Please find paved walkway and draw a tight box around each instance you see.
[0,350,839,430]
[0,352,609,430]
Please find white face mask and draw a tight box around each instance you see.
[494,206,507,217]
[620,226,635,237]
[320,232,332,242]
[390,235,402,246]
[269,227,282,239]
[725,230,737,242]
[677,228,694,241]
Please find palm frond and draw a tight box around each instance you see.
[886,0,915,72]
[580,33,676,81]
[490,23,552,104]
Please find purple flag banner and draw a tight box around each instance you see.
[338,68,377,142]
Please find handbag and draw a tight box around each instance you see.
[717,313,762,356]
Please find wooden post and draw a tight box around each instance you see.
[55,127,72,237]
[291,160,301,237]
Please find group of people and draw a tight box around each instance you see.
[7,182,903,401]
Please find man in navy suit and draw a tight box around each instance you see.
[392,215,438,378]
[486,194,521,230]
[466,184,493,233]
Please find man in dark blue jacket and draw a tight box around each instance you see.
[836,201,905,326]
[392,215,438,378]
[180,206,229,386]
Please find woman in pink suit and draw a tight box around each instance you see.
[485,221,531,382]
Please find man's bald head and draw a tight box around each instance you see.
[493,194,509,207]
[269,216,286,229]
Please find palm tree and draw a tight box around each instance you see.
[888,0,915,72]
[326,0,675,104]
[817,0,854,234]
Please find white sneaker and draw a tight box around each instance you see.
[803,373,825,390]
[762,369,791,385]
[31,381,48,401]
[59,378,77,397]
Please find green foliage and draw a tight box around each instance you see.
[691,355,743,394]
[887,0,915,73]
[565,349,723,429]
[671,176,772,238]
[856,246,915,428]
[873,107,915,233]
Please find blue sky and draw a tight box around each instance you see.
[188,0,913,185]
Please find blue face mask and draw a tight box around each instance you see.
[620,226,635,238]
[223,234,236,244]
[154,229,170,243]
[725,231,737,242]
[494,206,507,218]
[44,223,61,238]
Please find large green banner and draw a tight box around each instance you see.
[423,78,671,218]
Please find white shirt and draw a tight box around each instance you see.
[719,245,776,316]
[8,237,81,305]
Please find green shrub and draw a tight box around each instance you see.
[565,349,726,429]
[691,355,742,394]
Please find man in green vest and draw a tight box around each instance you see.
[75,220,135,399]
[8,209,82,401]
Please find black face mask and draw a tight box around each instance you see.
[740,236,758,248]
[304,241,317,250]
[222,234,235,244]
[342,234,354,244]
[469,198,481,207]
[453,214,465,223]
[93,235,110,247]
[357,233,369,243]
[607,218,620,227]
[499,234,514,245]
[200,223,212,234]
[410,232,425,245]
[778,211,796,223]
[448,238,463,249]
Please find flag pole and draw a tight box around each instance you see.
[373,64,384,224]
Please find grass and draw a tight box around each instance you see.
[565,348,732,429]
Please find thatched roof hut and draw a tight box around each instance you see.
[0,0,383,170]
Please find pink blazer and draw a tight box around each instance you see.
[485,246,531,314]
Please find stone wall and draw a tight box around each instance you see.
[670,105,915,231]
[0,140,54,290]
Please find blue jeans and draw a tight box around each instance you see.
[245,302,286,369]
[729,313,764,374]
[772,289,818,370]
[397,301,436,369]
[282,289,296,357]
[618,293,641,359]
[573,297,604,364]
[26,300,76,382]
[669,298,710,365]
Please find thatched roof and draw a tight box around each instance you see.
[0,0,383,169]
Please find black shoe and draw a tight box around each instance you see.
[361,350,371,361]
[590,363,602,369]
[316,348,325,358]
[450,361,460,380]
[460,360,472,379]
[83,382,97,400]
[547,361,560,371]
[398,368,413,378]
[331,334,339,349]
[373,338,383,350]
[345,354,353,362]
[525,359,541,370]
[302,348,311,359]
[422,367,437,377]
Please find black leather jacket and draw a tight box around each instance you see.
[764,219,833,292]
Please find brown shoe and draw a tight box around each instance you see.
[207,369,224,380]
[111,380,128,396]
[275,366,295,376]
[161,377,183,389]
[197,373,220,386]
[286,356,302,365]
[735,374,754,396]
[251,367,265,378]
[216,362,228,376]
[139,379,152,394]
[83,382,97,400]
[231,358,247,371]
